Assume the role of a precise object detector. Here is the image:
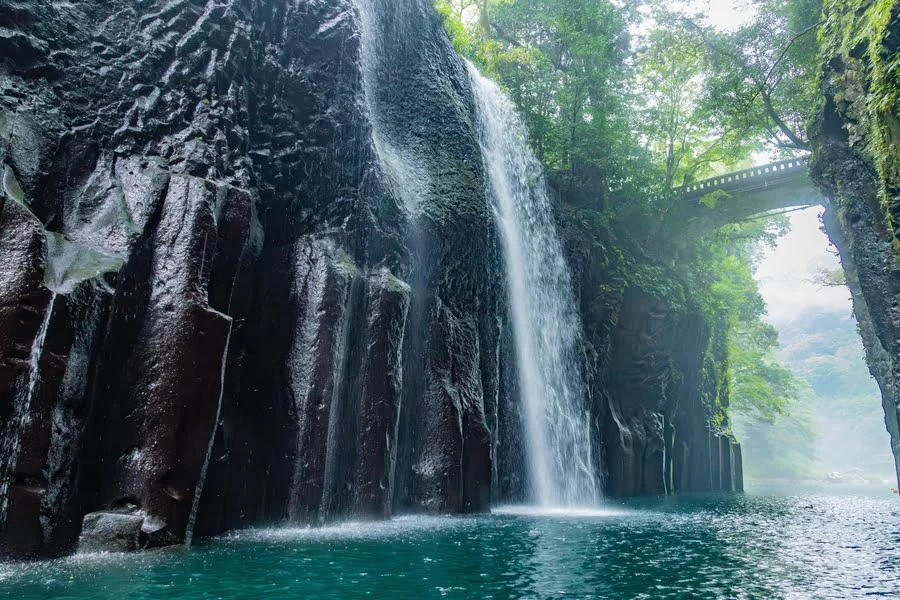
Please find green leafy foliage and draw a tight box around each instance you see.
[817,0,900,252]
[698,0,824,154]
[436,0,822,431]
[682,216,801,424]
[439,0,658,212]
[635,7,760,190]
[729,322,796,422]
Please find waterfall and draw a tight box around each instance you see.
[0,293,56,524]
[468,63,599,507]
[354,0,431,216]
[662,416,669,495]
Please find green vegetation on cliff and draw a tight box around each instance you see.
[816,0,900,247]
[809,0,900,483]
[437,0,811,433]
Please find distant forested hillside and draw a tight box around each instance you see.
[735,306,896,481]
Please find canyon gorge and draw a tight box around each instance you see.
[0,0,896,564]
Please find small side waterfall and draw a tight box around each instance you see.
[354,0,431,216]
[0,293,56,524]
[468,63,599,507]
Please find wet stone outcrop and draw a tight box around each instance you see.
[0,0,741,560]
[600,292,741,496]
[77,512,143,554]
[591,289,740,497]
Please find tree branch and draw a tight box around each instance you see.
[728,205,817,226]
[762,21,823,90]
[761,89,811,151]
[743,20,824,119]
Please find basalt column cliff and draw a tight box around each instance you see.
[0,0,740,559]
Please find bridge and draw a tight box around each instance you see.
[679,156,826,232]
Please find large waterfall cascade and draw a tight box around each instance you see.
[353,0,599,508]
[468,62,600,507]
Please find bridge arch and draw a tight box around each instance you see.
[681,157,827,232]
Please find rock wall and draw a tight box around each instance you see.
[811,0,900,487]
[562,210,743,498]
[589,290,741,497]
[0,0,501,559]
[0,0,740,560]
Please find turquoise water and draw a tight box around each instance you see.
[2,490,899,599]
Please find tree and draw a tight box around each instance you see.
[729,321,798,421]
[635,8,759,190]
[811,267,847,288]
[699,0,824,154]
[685,216,801,423]
[444,0,651,208]
[436,0,811,432]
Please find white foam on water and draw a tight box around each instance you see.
[225,514,476,544]
[492,505,634,519]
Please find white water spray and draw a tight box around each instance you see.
[468,62,599,507]
[354,0,431,216]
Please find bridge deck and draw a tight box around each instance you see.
[683,157,810,200]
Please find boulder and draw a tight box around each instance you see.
[77,512,143,553]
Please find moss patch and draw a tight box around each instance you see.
[820,0,900,243]
[335,248,360,277]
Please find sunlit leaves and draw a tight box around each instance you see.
[729,321,797,422]
[699,0,823,153]
[686,216,801,424]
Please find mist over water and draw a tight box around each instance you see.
[467,62,599,507]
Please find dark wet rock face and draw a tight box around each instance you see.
[0,0,740,559]
[587,288,741,497]
[560,214,743,498]
[0,0,501,558]
[93,176,245,543]
[810,3,900,487]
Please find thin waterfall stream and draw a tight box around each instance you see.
[468,62,599,507]
[185,317,233,547]
[0,293,56,525]
[353,0,600,505]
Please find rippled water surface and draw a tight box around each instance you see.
[2,490,898,599]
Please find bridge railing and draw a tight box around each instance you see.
[683,156,809,198]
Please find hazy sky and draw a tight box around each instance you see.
[691,0,755,29]
[754,207,852,325]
